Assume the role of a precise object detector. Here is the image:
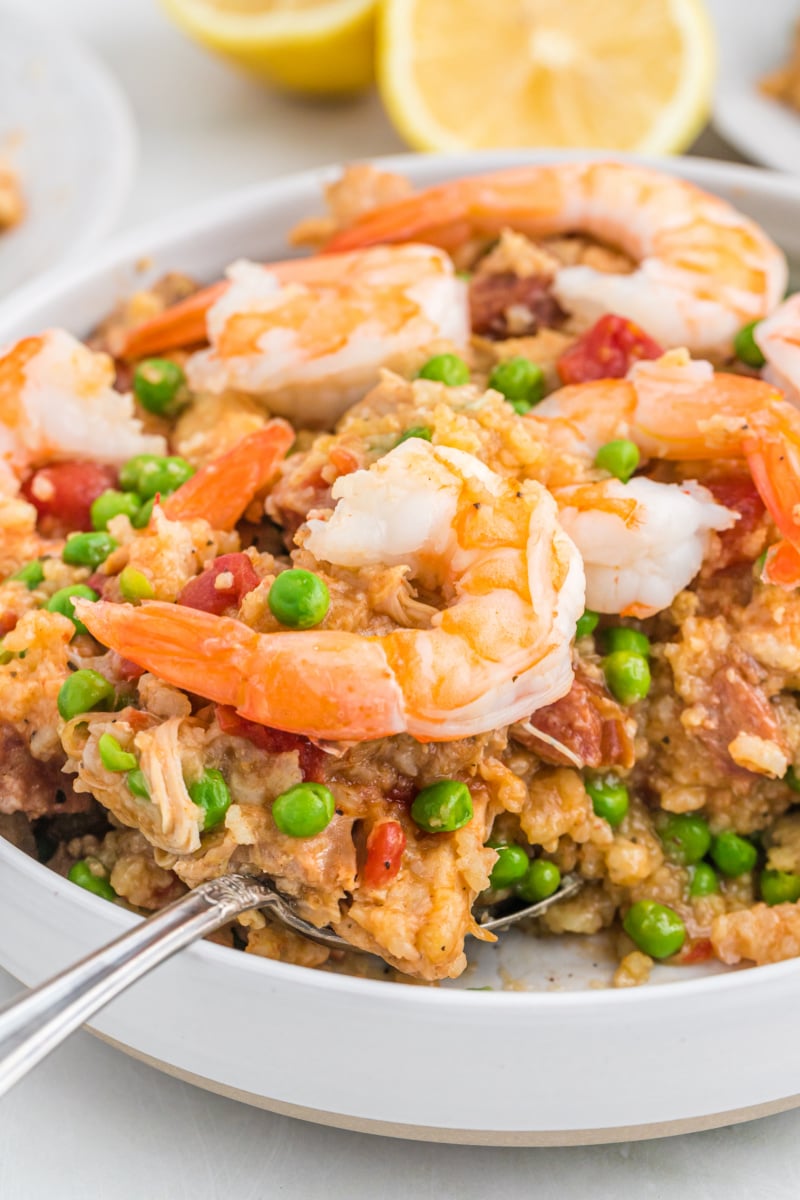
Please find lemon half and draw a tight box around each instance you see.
[378,0,715,153]
[161,0,377,94]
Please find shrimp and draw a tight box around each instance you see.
[557,477,735,617]
[162,420,294,531]
[536,352,800,589]
[0,329,165,487]
[116,246,470,427]
[76,438,585,742]
[754,292,800,405]
[323,162,787,358]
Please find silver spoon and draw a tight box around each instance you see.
[0,869,581,1097]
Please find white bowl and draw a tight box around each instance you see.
[3,151,800,1145]
[0,7,137,297]
[709,0,800,175]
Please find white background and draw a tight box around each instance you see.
[1,0,798,1196]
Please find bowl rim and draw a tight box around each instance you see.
[5,146,800,1011]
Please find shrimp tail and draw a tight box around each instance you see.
[75,599,258,709]
[76,600,408,741]
[116,282,227,361]
[324,178,481,253]
[115,247,446,361]
[744,415,800,588]
[162,420,294,530]
[762,540,800,588]
[744,420,800,544]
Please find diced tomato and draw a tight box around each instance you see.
[21,461,118,536]
[215,705,325,782]
[704,474,767,569]
[362,820,407,889]
[114,654,146,682]
[177,553,260,615]
[0,610,17,636]
[676,937,713,965]
[86,571,108,596]
[557,314,663,385]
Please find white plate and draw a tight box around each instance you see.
[0,5,137,298]
[710,0,800,173]
[3,150,800,1145]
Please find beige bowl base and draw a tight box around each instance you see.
[92,1028,800,1147]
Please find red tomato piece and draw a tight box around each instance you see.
[21,461,118,536]
[362,821,407,889]
[557,314,663,385]
[177,553,260,615]
[704,474,767,569]
[214,705,325,782]
[675,937,713,965]
[0,610,17,636]
[85,571,108,597]
[114,654,146,683]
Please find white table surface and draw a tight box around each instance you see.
[2,0,799,1196]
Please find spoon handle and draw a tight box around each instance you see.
[0,874,270,1098]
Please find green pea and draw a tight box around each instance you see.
[9,560,44,589]
[760,869,800,906]
[516,859,561,903]
[658,813,712,866]
[127,768,151,799]
[689,863,719,897]
[188,767,232,831]
[133,358,187,416]
[119,566,155,603]
[575,610,599,640]
[272,782,335,838]
[46,584,99,635]
[488,843,529,890]
[119,454,194,500]
[710,830,758,877]
[595,438,640,483]
[488,356,545,414]
[396,426,433,446]
[603,650,651,704]
[119,454,161,492]
[98,732,138,773]
[91,489,142,531]
[268,568,330,629]
[57,669,115,721]
[605,626,650,658]
[734,320,766,368]
[411,779,473,833]
[417,353,470,387]
[785,765,800,794]
[0,642,12,666]
[136,456,195,500]
[585,775,629,828]
[130,496,155,529]
[623,900,685,959]
[67,860,116,901]
[62,531,117,569]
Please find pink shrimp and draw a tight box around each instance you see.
[115,246,469,426]
[536,352,800,588]
[0,330,165,490]
[324,161,786,357]
[76,438,585,742]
